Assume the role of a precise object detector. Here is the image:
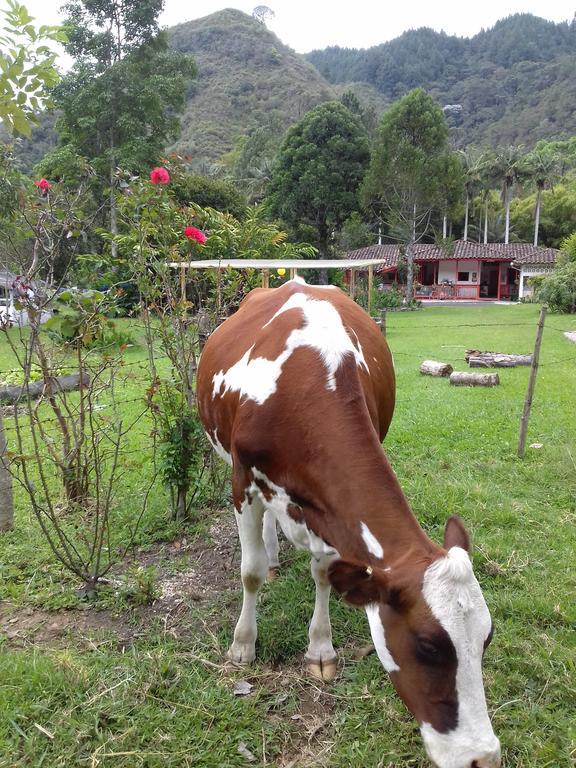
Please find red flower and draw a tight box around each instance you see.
[34,178,51,191]
[149,166,170,185]
[184,226,207,244]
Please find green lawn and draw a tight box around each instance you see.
[1,304,575,767]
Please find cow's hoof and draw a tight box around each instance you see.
[227,644,255,664]
[305,657,338,682]
[267,567,279,582]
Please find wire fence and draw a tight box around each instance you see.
[1,311,574,443]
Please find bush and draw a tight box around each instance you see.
[536,262,576,313]
[557,232,576,266]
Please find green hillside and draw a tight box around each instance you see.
[168,8,336,164]
[306,14,576,147]
[8,10,576,173]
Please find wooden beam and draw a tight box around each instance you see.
[368,265,373,315]
[180,264,186,301]
[518,306,547,457]
[262,269,269,288]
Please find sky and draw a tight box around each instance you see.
[12,0,576,55]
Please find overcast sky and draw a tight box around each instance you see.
[15,0,576,55]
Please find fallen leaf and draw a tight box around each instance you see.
[34,723,54,739]
[237,741,256,762]
[233,680,253,696]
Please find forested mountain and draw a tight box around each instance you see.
[168,8,336,165]
[9,10,576,172]
[306,14,576,147]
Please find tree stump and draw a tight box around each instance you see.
[420,360,454,377]
[450,372,500,387]
[465,350,532,367]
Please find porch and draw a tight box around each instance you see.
[414,259,519,301]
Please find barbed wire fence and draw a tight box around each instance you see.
[0,307,574,534]
[378,306,575,461]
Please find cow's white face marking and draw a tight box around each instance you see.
[205,429,232,466]
[421,547,500,768]
[360,521,384,559]
[365,604,400,672]
[211,292,368,404]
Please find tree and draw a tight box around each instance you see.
[524,148,560,246]
[0,1,65,136]
[1,1,64,534]
[436,151,464,238]
[458,147,486,242]
[490,145,526,244]
[510,182,576,248]
[252,6,275,25]
[55,0,196,254]
[361,88,454,296]
[267,102,370,270]
[556,232,576,267]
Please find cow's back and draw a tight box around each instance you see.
[197,281,395,461]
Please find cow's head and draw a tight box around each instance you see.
[328,516,500,768]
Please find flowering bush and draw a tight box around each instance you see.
[34,178,51,192]
[149,166,170,185]
[184,225,207,244]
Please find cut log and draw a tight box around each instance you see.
[450,372,500,387]
[465,350,532,367]
[420,360,454,377]
[0,373,90,405]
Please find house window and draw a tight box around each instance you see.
[458,271,470,282]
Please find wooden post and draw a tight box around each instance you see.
[262,269,269,288]
[367,265,373,315]
[0,411,14,532]
[350,268,356,300]
[289,268,296,280]
[180,263,186,301]
[380,309,387,336]
[518,306,547,458]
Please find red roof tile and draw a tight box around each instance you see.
[346,241,558,266]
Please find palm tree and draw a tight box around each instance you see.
[524,149,560,246]
[491,145,526,244]
[458,148,485,242]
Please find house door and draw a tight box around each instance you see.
[480,261,500,299]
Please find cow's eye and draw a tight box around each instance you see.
[416,637,440,661]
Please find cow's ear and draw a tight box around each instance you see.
[443,515,471,554]
[328,560,388,606]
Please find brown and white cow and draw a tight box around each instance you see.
[197,278,501,768]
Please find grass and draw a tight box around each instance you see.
[1,303,575,767]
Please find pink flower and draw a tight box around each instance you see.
[149,167,170,185]
[184,226,207,244]
[34,178,51,191]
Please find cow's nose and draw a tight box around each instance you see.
[470,754,501,768]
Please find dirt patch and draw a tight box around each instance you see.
[0,509,241,650]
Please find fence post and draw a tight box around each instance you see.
[517,305,547,458]
[380,308,387,336]
[0,410,14,531]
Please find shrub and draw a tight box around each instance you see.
[536,262,576,313]
[557,233,576,267]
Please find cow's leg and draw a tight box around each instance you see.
[305,554,338,681]
[263,510,280,581]
[228,493,268,664]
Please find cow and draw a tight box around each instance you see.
[196,278,501,768]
